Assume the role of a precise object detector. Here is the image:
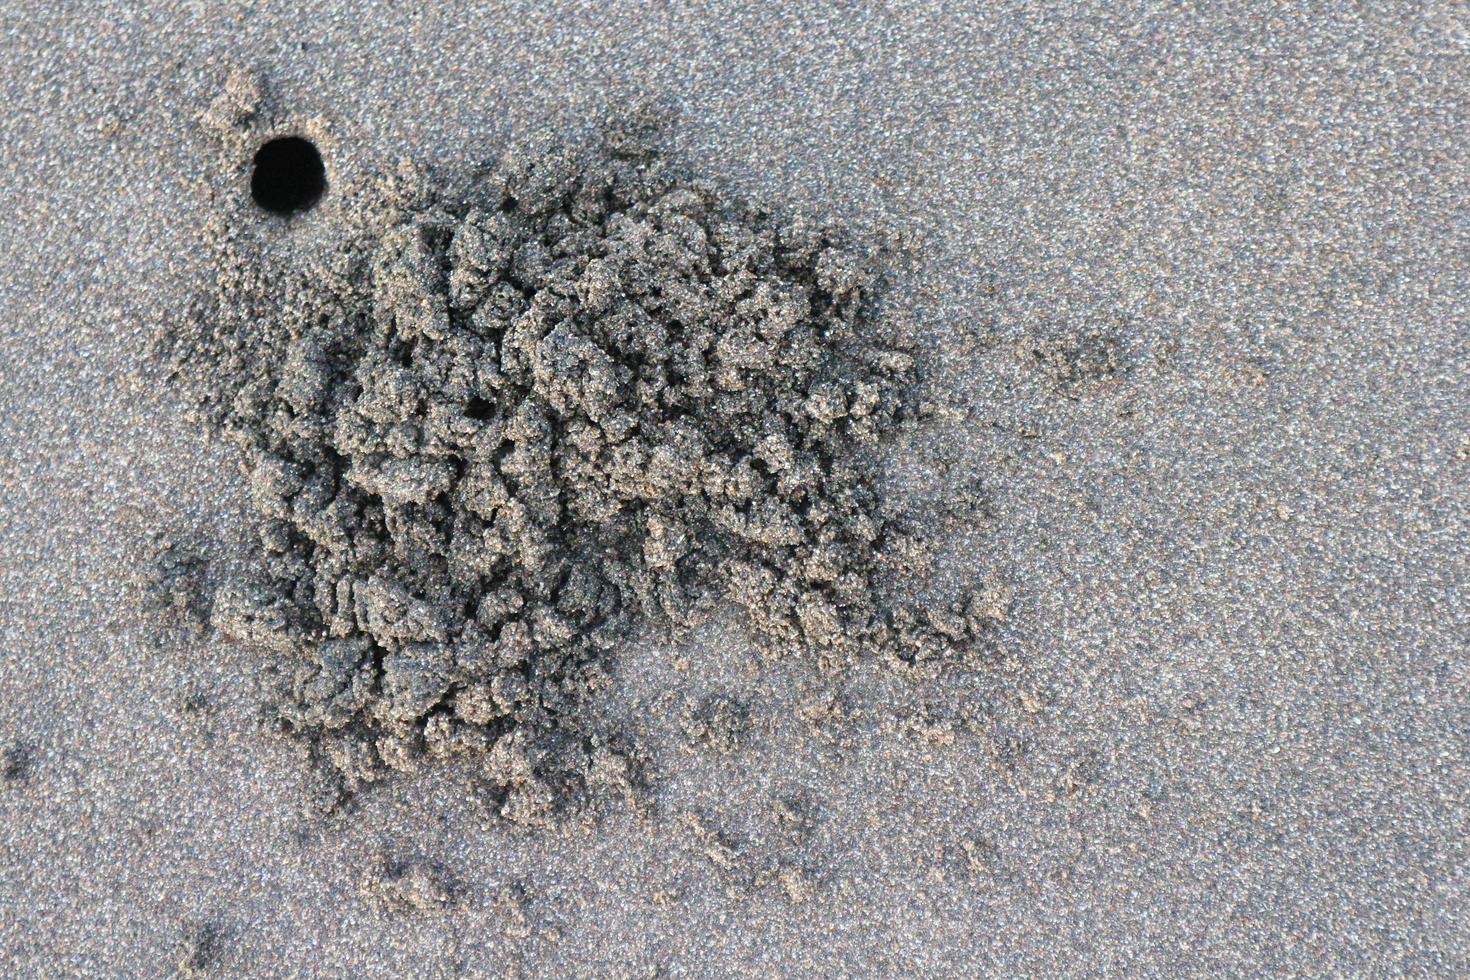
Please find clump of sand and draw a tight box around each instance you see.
[164,79,996,824]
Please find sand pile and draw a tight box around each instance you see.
[165,85,994,823]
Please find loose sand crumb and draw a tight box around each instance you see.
[161,79,997,822]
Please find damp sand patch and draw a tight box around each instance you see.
[161,77,999,824]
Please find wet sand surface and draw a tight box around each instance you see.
[1,2,1467,975]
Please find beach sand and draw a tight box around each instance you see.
[1,2,1466,974]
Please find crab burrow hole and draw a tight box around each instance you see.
[250,136,327,215]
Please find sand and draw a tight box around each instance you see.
[1,1,1466,975]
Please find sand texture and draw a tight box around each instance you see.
[1,2,1467,976]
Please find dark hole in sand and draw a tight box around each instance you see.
[250,136,326,215]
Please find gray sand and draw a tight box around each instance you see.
[171,94,976,825]
[1,1,1467,976]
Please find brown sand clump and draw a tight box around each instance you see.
[165,97,994,824]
